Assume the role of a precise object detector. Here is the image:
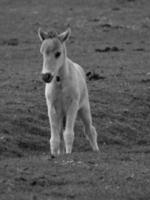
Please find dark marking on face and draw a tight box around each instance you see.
[56,76,60,82]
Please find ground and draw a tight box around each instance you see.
[0,0,150,199]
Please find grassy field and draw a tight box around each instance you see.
[0,0,150,199]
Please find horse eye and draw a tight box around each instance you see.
[55,51,61,58]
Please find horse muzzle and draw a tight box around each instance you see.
[41,73,53,83]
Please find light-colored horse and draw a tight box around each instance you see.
[38,28,99,157]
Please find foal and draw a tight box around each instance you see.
[38,28,99,157]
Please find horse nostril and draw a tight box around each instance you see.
[42,73,53,83]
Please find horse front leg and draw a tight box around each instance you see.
[63,101,78,154]
[47,104,61,157]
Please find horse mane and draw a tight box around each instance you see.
[47,30,57,38]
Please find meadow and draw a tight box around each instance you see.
[0,0,150,199]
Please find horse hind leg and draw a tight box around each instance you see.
[79,105,99,151]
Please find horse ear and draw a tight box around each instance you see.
[38,28,48,41]
[58,28,71,43]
